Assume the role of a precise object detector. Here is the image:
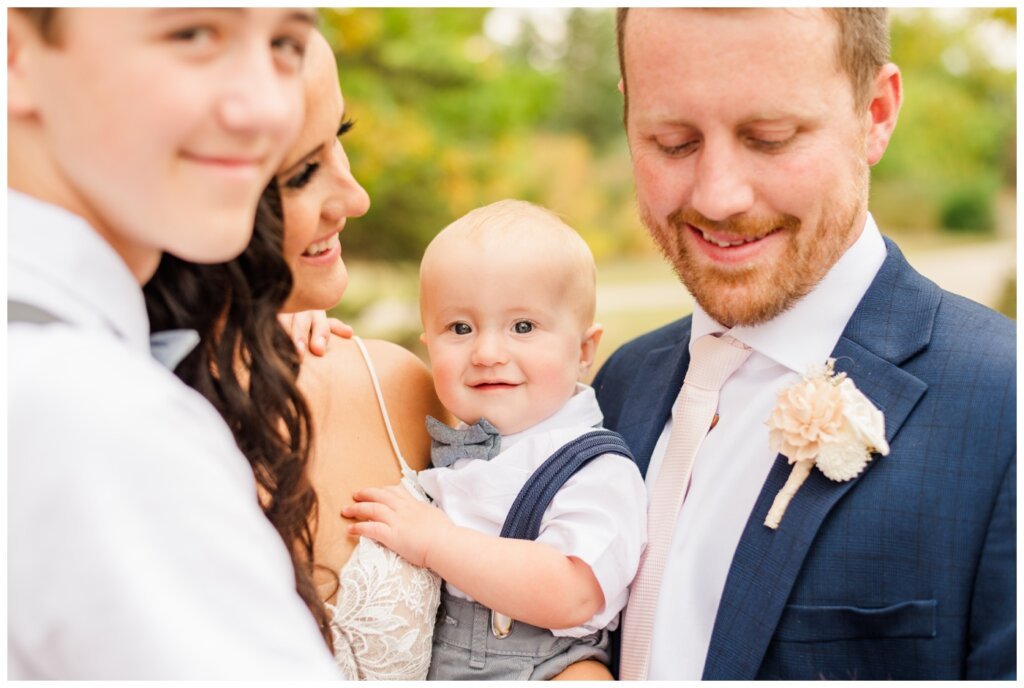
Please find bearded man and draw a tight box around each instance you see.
[594,8,1015,680]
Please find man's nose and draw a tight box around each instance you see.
[689,140,755,221]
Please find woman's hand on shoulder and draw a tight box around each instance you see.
[278,310,352,360]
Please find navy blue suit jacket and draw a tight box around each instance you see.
[594,239,1015,679]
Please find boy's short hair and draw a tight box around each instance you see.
[421,199,598,326]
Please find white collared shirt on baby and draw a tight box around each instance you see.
[8,191,341,679]
[417,384,648,638]
[643,213,887,679]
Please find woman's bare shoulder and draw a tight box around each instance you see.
[296,335,373,406]
[298,335,450,424]
[361,338,451,470]
[360,337,428,373]
[300,336,423,382]
[358,338,449,419]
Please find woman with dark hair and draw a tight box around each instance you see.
[145,32,448,679]
[144,181,331,645]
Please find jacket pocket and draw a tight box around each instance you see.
[775,599,937,642]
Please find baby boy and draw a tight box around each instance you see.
[345,199,647,680]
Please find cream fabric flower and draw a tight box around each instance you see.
[768,375,845,463]
[816,430,872,481]
[764,359,889,529]
[837,378,889,456]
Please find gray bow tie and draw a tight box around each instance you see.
[426,415,501,468]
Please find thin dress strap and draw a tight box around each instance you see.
[352,336,416,481]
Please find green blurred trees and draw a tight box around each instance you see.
[320,7,1015,262]
[319,8,643,262]
[871,8,1015,233]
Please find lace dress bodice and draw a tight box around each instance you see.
[326,337,442,680]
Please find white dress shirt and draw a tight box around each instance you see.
[644,215,887,679]
[7,191,342,679]
[418,384,648,637]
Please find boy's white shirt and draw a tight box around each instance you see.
[8,191,341,679]
[418,384,648,638]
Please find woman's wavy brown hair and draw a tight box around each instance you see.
[143,182,333,651]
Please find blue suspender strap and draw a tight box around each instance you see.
[499,430,634,542]
[488,429,634,639]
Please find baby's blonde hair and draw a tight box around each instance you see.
[420,199,597,326]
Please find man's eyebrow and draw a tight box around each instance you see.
[738,111,802,123]
[630,115,697,130]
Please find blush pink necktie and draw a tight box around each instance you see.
[619,333,751,681]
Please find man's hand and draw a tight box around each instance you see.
[342,485,453,569]
[278,311,353,360]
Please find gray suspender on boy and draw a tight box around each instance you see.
[8,299,199,371]
[7,300,64,326]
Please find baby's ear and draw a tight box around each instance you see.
[578,323,604,380]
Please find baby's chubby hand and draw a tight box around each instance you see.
[342,485,453,569]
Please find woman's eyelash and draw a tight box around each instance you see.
[282,120,355,190]
[285,161,320,189]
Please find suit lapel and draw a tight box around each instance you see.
[702,239,940,679]
[615,321,691,477]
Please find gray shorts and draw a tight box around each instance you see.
[427,590,611,680]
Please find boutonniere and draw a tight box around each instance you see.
[763,359,889,530]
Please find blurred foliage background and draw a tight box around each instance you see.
[317,8,1016,371]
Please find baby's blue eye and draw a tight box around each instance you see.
[513,321,534,334]
[451,322,472,335]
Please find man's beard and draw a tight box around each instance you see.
[639,189,863,328]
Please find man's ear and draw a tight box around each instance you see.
[8,9,43,117]
[864,63,902,166]
[578,323,605,381]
